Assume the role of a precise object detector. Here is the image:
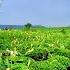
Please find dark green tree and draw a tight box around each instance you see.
[24,23,32,29]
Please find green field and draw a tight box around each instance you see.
[0,27,70,70]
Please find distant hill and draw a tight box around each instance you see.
[0,25,24,29]
[0,25,69,29]
[33,25,47,28]
[0,25,47,29]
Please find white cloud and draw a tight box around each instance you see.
[0,0,4,7]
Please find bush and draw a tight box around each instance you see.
[24,23,32,29]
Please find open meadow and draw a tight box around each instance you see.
[0,27,70,70]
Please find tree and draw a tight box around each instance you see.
[24,23,32,29]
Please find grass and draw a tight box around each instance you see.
[0,27,70,70]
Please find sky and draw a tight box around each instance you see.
[0,0,70,26]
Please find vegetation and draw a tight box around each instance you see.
[0,27,70,70]
[24,23,32,29]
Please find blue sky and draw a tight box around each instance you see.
[0,0,70,26]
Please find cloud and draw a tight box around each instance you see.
[0,0,4,7]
